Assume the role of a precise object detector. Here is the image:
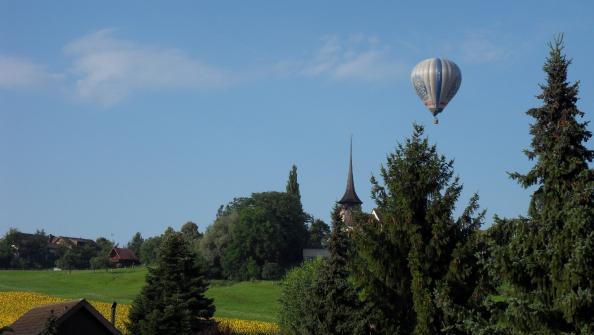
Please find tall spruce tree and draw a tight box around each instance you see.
[303,205,364,335]
[127,229,215,334]
[494,36,594,334]
[351,124,485,335]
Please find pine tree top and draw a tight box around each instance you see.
[498,36,594,333]
[511,35,593,190]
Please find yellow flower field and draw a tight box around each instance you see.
[216,317,280,334]
[0,291,130,331]
[0,291,279,334]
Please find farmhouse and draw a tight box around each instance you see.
[108,247,139,267]
[8,299,121,335]
[48,234,97,249]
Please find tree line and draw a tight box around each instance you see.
[0,166,330,277]
[0,229,116,270]
[279,37,594,335]
[0,222,196,270]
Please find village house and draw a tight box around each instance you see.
[7,299,121,335]
[8,233,97,254]
[108,247,139,268]
[48,234,97,249]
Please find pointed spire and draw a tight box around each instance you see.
[338,136,362,208]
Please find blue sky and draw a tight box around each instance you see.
[1,1,593,244]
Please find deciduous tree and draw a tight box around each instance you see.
[279,258,325,335]
[307,218,330,248]
[127,232,144,261]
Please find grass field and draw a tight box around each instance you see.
[0,267,281,322]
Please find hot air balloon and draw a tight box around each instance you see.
[410,58,461,124]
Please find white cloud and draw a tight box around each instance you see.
[64,29,230,105]
[301,36,342,76]
[1,31,406,104]
[0,56,56,89]
[299,35,404,81]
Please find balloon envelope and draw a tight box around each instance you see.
[411,58,461,122]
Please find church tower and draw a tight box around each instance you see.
[338,138,362,223]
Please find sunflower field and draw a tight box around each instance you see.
[0,291,279,334]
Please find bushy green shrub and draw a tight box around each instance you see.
[278,258,325,335]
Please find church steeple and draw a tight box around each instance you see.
[338,137,362,208]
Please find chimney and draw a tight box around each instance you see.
[111,302,117,325]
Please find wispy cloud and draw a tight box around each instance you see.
[297,35,405,81]
[459,33,511,64]
[64,29,230,105]
[0,56,58,89]
[1,31,406,105]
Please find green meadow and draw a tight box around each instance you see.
[0,267,280,322]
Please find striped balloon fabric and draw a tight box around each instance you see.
[411,58,461,124]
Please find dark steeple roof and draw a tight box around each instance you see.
[338,137,362,207]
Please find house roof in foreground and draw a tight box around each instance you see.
[9,299,121,335]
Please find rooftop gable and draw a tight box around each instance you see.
[8,299,120,335]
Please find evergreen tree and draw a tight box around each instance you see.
[286,165,301,200]
[494,36,594,334]
[304,205,365,335]
[127,229,215,334]
[351,124,485,334]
